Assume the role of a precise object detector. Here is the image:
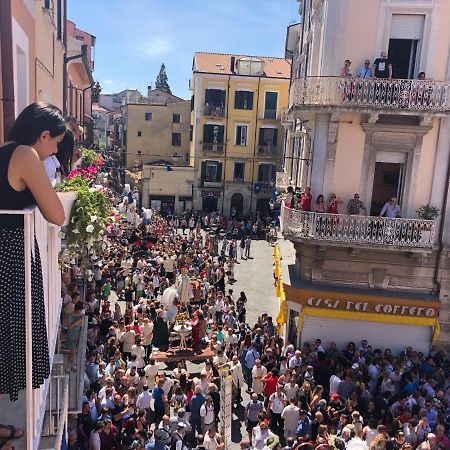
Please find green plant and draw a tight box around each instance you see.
[416,204,439,220]
[60,184,113,269]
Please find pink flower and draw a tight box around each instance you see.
[87,166,98,175]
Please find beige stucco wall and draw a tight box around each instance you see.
[126,100,191,167]
[332,114,366,206]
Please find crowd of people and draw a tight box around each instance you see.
[60,184,450,450]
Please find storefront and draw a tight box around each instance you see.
[283,284,441,354]
[149,195,175,215]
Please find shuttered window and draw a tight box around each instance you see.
[390,14,425,40]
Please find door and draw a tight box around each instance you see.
[388,39,418,79]
[230,193,244,217]
[202,195,218,212]
[370,162,404,216]
[264,92,278,119]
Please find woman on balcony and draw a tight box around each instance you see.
[0,103,66,448]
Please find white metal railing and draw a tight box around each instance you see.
[289,76,450,112]
[42,375,69,449]
[281,204,435,248]
[123,96,167,106]
[0,208,62,450]
[276,171,290,189]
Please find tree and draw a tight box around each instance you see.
[155,63,172,94]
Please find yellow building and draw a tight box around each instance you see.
[122,88,191,171]
[190,52,290,216]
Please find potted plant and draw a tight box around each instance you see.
[416,204,440,220]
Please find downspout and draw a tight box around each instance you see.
[249,76,262,218]
[82,82,94,147]
[433,121,450,299]
[0,0,15,140]
[221,75,231,214]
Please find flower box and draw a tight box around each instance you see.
[57,191,78,226]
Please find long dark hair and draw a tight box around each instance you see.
[8,102,66,145]
[55,129,75,176]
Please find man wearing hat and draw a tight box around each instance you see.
[145,428,170,450]
[170,423,188,450]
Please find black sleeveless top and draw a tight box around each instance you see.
[0,143,36,227]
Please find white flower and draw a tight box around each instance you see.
[86,224,95,233]
[90,215,97,222]
[88,187,96,193]
[72,229,80,234]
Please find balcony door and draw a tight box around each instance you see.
[388,14,424,79]
[370,162,404,216]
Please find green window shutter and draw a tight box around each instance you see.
[247,92,254,110]
[258,128,265,145]
[201,161,207,179]
[273,129,278,146]
[258,164,264,181]
[203,124,212,142]
[217,162,223,181]
[218,125,225,143]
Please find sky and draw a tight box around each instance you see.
[68,0,300,99]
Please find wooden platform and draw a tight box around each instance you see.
[151,347,215,363]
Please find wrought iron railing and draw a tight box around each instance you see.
[204,104,226,117]
[289,76,450,112]
[263,109,277,119]
[281,204,435,248]
[257,145,281,156]
[202,142,224,152]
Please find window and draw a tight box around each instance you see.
[235,125,248,146]
[264,91,278,119]
[145,112,152,121]
[190,125,193,142]
[137,131,142,137]
[201,161,222,182]
[172,132,181,146]
[234,91,254,110]
[173,113,180,123]
[259,127,278,147]
[258,164,276,182]
[204,89,226,115]
[190,95,194,111]
[234,162,245,181]
[203,124,224,144]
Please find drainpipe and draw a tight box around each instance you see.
[221,75,231,215]
[433,125,450,299]
[82,82,94,147]
[249,76,262,219]
[0,0,15,140]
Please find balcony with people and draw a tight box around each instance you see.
[280,189,436,249]
[289,52,450,114]
[203,88,226,117]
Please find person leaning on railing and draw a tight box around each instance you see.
[0,102,66,450]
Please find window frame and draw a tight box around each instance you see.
[145,112,152,121]
[235,124,248,146]
[172,113,181,124]
[172,132,181,146]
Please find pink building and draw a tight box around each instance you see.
[66,20,95,145]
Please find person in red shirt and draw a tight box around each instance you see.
[300,187,312,211]
[261,370,279,404]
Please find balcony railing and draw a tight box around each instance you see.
[289,76,450,112]
[0,208,62,450]
[262,109,277,119]
[202,142,224,153]
[204,104,226,117]
[281,204,435,248]
[257,145,281,156]
[276,171,290,189]
[122,96,167,106]
[255,181,275,193]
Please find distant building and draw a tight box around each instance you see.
[99,89,142,113]
[280,0,450,351]
[190,52,290,216]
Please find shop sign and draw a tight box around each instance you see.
[284,284,440,318]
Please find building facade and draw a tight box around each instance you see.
[280,0,450,350]
[190,52,290,217]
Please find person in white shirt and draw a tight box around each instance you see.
[89,422,102,450]
[144,360,160,389]
[200,396,216,433]
[329,370,343,395]
[288,350,303,370]
[281,398,300,439]
[284,377,300,401]
[119,325,136,360]
[136,385,153,422]
[140,318,154,358]
[229,356,245,403]
[252,359,267,396]
[268,385,287,432]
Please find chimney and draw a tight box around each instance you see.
[147,85,152,96]
[230,56,235,73]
